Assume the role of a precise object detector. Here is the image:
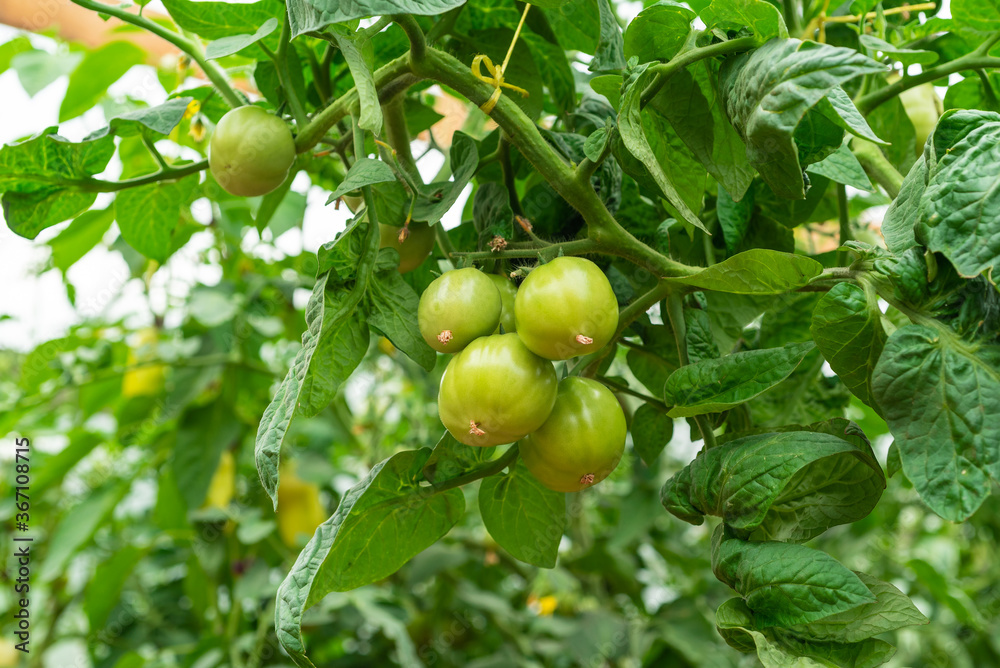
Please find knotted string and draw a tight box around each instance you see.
[471,3,532,114]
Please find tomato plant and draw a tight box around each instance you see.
[3,0,1000,666]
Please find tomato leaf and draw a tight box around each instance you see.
[205,17,279,60]
[712,526,876,628]
[872,324,1000,521]
[422,432,496,485]
[326,158,397,203]
[414,132,479,224]
[366,253,437,371]
[810,283,886,411]
[663,422,884,541]
[699,0,788,44]
[665,341,815,417]
[162,0,284,44]
[59,41,146,122]
[85,546,146,631]
[590,0,626,72]
[623,2,695,64]
[329,26,383,134]
[630,403,674,467]
[806,142,874,191]
[720,39,884,199]
[115,174,198,262]
[669,249,824,294]
[479,458,566,568]
[287,0,467,37]
[275,449,465,667]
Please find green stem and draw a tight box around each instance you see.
[856,49,1000,114]
[596,376,671,413]
[665,292,716,448]
[575,133,614,183]
[851,140,904,198]
[51,159,209,193]
[274,18,309,127]
[836,184,850,266]
[435,223,458,260]
[393,14,427,63]
[642,36,758,108]
[294,55,414,153]
[578,280,672,377]
[307,47,331,104]
[499,135,524,217]
[360,16,394,41]
[430,444,519,493]
[382,95,420,181]
[453,238,599,261]
[141,135,169,170]
[70,0,244,108]
[426,6,463,44]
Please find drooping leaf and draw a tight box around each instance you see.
[631,403,674,467]
[712,526,876,628]
[414,132,479,224]
[668,249,824,294]
[366,252,437,370]
[205,18,279,60]
[662,424,884,541]
[664,341,815,417]
[810,283,886,411]
[872,324,1000,521]
[479,458,566,568]
[329,26,383,133]
[719,39,884,199]
[590,0,626,72]
[275,450,465,667]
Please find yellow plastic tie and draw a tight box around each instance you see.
[471,3,532,114]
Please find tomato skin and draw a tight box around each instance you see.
[487,273,518,333]
[438,333,558,447]
[209,106,295,197]
[514,257,619,360]
[519,377,626,493]
[379,222,436,273]
[419,268,502,353]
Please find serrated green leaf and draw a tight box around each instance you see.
[662,423,884,541]
[699,0,788,44]
[811,283,886,411]
[326,158,397,203]
[665,341,815,417]
[479,458,566,568]
[669,249,824,294]
[872,324,1000,521]
[712,526,876,628]
[115,175,198,262]
[720,39,884,199]
[367,255,436,370]
[623,2,695,63]
[275,450,465,667]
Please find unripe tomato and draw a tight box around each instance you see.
[514,257,619,360]
[203,450,235,509]
[519,377,626,493]
[418,268,502,353]
[438,333,558,447]
[888,74,942,156]
[379,222,436,273]
[209,106,295,197]
[277,465,327,548]
[487,273,518,333]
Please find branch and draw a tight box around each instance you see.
[382,95,420,181]
[67,159,208,193]
[641,36,758,108]
[453,238,599,260]
[392,14,427,63]
[71,0,244,109]
[428,444,519,493]
[851,140,904,198]
[596,376,671,413]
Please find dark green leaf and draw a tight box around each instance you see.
[329,26,382,133]
[872,324,1000,521]
[287,0,467,36]
[712,526,876,628]
[665,341,815,417]
[663,423,884,541]
[631,403,674,467]
[480,458,566,568]
[367,255,437,370]
[811,283,886,411]
[716,185,754,254]
[720,39,883,199]
[422,432,496,485]
[669,249,824,294]
[414,132,479,224]
[275,450,465,667]
[172,402,242,511]
[590,0,626,72]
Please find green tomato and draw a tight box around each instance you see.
[209,106,295,197]
[519,376,626,492]
[514,256,619,360]
[488,273,518,333]
[418,267,502,353]
[438,333,558,447]
[901,83,942,156]
[379,222,436,273]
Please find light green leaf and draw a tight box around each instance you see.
[859,34,939,66]
[720,39,884,199]
[0,129,115,239]
[48,208,114,273]
[59,41,146,122]
[11,49,82,97]
[952,0,1000,35]
[162,0,284,42]
[915,109,1000,280]
[790,572,928,643]
[87,98,195,140]
[40,480,131,582]
[85,546,145,631]
[662,423,884,541]
[619,67,709,233]
[115,175,198,262]
[275,450,465,667]
[330,26,382,133]
[623,2,695,63]
[0,37,32,76]
[699,0,788,44]
[206,18,278,59]
[326,158,397,203]
[479,458,566,568]
[669,249,824,294]
[811,283,886,411]
[287,0,468,37]
[806,142,874,191]
[712,527,876,628]
[665,341,815,417]
[872,324,1000,521]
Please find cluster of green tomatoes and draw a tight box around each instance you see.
[418,258,627,493]
[206,105,628,493]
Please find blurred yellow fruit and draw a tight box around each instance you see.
[378,336,397,356]
[888,73,942,155]
[122,327,166,398]
[527,594,558,616]
[204,451,236,509]
[0,639,19,667]
[277,465,327,548]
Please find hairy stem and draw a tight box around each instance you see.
[454,238,599,260]
[836,184,851,266]
[62,159,208,193]
[499,135,524,217]
[71,0,244,108]
[393,14,427,63]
